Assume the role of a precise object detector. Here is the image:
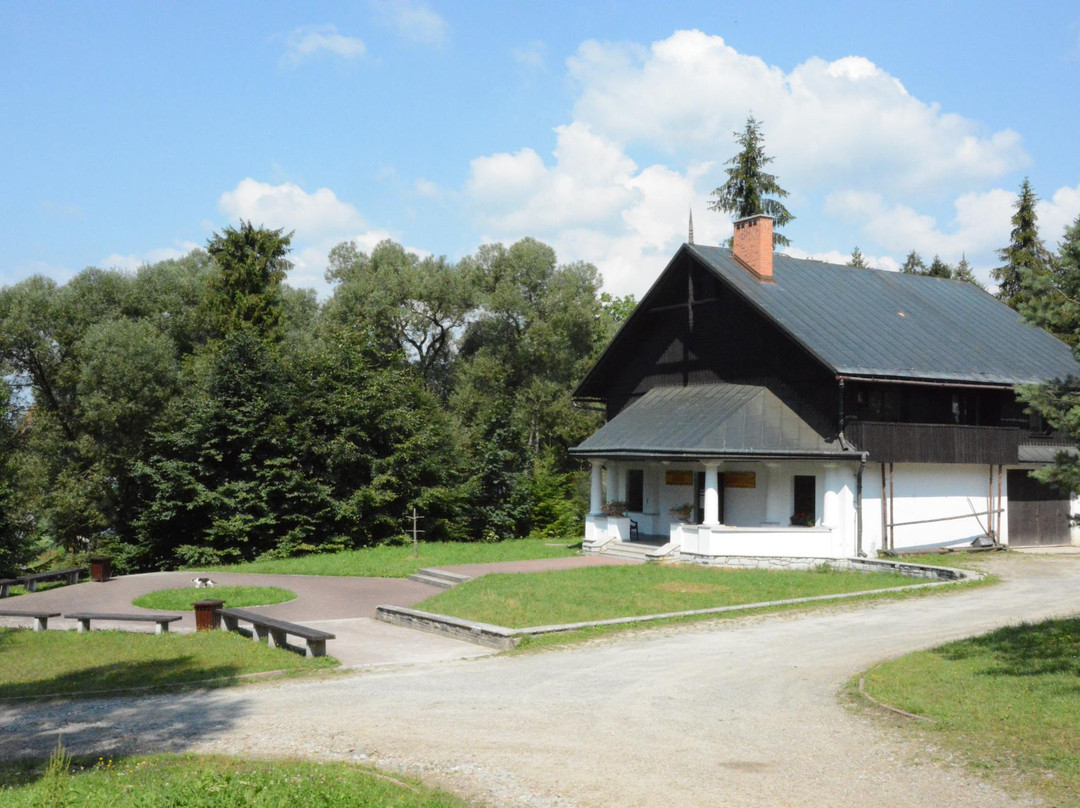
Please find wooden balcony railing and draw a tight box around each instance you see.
[845,421,1024,464]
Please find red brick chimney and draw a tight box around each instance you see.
[732,214,774,282]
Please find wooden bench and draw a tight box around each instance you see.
[0,567,87,597]
[0,609,62,632]
[64,612,183,635]
[217,607,335,658]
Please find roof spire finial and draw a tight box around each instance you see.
[688,208,695,245]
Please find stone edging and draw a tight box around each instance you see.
[857,668,936,723]
[375,559,983,649]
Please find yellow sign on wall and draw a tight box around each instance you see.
[665,470,693,486]
[724,471,756,489]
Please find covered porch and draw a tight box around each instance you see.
[572,383,867,560]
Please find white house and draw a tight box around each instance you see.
[571,215,1080,562]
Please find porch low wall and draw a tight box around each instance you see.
[584,514,632,545]
[674,523,841,558]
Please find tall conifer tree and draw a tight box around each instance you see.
[952,256,981,287]
[993,178,1052,310]
[1019,213,1080,346]
[847,247,868,268]
[708,116,794,247]
[926,255,953,279]
[901,250,927,274]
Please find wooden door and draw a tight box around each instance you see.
[1007,470,1071,547]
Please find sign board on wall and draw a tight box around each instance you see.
[664,470,693,486]
[724,471,756,489]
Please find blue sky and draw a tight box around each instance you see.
[3,1,1079,297]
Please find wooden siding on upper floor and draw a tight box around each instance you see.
[846,421,1023,464]
[588,251,838,426]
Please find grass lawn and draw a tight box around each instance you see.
[132,586,295,611]
[886,550,1012,569]
[417,563,920,628]
[210,538,579,578]
[0,752,472,808]
[0,628,336,700]
[860,617,1080,806]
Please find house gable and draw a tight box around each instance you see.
[577,247,838,429]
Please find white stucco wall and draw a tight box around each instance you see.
[597,459,860,557]
[862,463,1001,555]
[594,456,1079,556]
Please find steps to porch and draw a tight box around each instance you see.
[407,568,472,589]
[585,538,679,562]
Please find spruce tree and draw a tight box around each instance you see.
[926,255,953,279]
[1017,213,1080,495]
[993,178,1052,310]
[708,115,794,247]
[901,250,927,274]
[847,247,868,268]
[1019,213,1080,346]
[206,221,293,340]
[952,256,982,287]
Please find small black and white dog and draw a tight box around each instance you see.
[192,577,216,589]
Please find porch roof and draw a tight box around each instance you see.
[571,383,860,460]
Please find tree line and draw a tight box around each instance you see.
[0,224,633,574]
[4,115,1079,576]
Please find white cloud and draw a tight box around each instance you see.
[371,0,447,45]
[459,29,1067,296]
[822,188,1015,261]
[512,40,547,71]
[785,246,900,273]
[283,25,365,66]
[40,201,85,220]
[217,178,420,294]
[4,260,76,287]
[100,242,201,272]
[466,124,727,295]
[469,123,640,233]
[1039,183,1080,247]
[812,182,1080,286]
[567,30,1028,197]
[413,178,441,198]
[219,178,368,238]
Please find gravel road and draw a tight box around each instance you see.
[4,554,1078,807]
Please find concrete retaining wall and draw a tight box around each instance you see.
[376,559,979,648]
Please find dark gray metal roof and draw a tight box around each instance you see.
[688,245,1080,385]
[1018,443,1080,463]
[571,383,857,459]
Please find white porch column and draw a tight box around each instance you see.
[590,460,604,515]
[823,463,856,557]
[763,463,785,524]
[609,462,623,502]
[703,461,721,526]
[823,464,840,529]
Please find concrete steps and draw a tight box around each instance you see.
[408,568,472,589]
[596,541,660,561]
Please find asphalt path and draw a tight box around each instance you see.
[3,553,1079,807]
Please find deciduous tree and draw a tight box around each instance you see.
[325,240,474,395]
